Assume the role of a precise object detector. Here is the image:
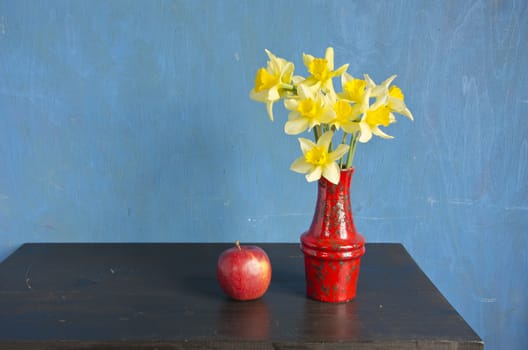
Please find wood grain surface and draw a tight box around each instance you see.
[0,243,482,349]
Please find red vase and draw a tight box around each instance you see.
[300,168,365,302]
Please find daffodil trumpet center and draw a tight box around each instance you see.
[305,146,330,166]
[309,58,331,82]
[365,105,391,128]
[334,100,353,123]
[254,68,279,92]
[389,85,404,100]
[343,79,366,103]
[298,99,318,118]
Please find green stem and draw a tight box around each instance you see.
[313,126,320,141]
[340,132,348,147]
[339,133,349,168]
[327,127,332,151]
[345,132,359,169]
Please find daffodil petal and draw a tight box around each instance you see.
[369,95,388,110]
[317,130,334,148]
[306,166,322,182]
[292,75,305,84]
[287,110,301,121]
[285,118,310,135]
[358,122,373,143]
[350,104,363,120]
[364,74,376,87]
[307,119,320,131]
[372,127,394,139]
[359,89,372,113]
[300,77,321,89]
[266,101,275,121]
[265,49,276,61]
[321,110,336,124]
[370,86,385,98]
[284,98,298,110]
[386,91,414,123]
[329,144,349,161]
[303,53,314,68]
[298,138,316,154]
[381,75,397,88]
[321,80,338,98]
[250,85,281,103]
[334,63,349,76]
[290,157,313,173]
[341,122,361,134]
[402,107,414,121]
[296,84,312,99]
[283,62,295,80]
[388,97,406,112]
[324,47,334,70]
[341,71,353,85]
[322,162,340,184]
[267,86,280,101]
[249,89,267,102]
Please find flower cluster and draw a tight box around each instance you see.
[250,47,413,184]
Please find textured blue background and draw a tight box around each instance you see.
[1,1,526,348]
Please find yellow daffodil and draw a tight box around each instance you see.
[358,104,396,143]
[340,72,367,104]
[250,49,295,121]
[301,47,349,95]
[290,131,349,184]
[249,47,415,180]
[365,74,413,121]
[365,74,394,94]
[284,84,334,135]
[354,74,413,143]
[330,99,361,134]
[387,85,414,121]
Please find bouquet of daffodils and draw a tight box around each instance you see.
[250,47,413,185]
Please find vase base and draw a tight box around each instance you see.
[306,294,355,303]
[303,252,363,303]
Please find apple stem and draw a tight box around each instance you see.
[235,240,241,250]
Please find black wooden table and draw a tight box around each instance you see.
[0,243,483,349]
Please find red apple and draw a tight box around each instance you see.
[217,241,272,301]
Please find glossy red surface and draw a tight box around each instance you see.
[300,168,366,302]
[216,243,272,301]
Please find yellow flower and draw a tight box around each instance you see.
[358,105,396,143]
[365,74,413,121]
[301,47,348,95]
[355,75,413,143]
[363,74,391,109]
[340,72,367,104]
[290,131,349,184]
[250,49,295,121]
[388,85,414,121]
[283,85,334,135]
[331,99,361,134]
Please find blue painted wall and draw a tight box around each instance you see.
[1,1,526,348]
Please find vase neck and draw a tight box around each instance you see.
[317,168,353,199]
[307,168,357,240]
